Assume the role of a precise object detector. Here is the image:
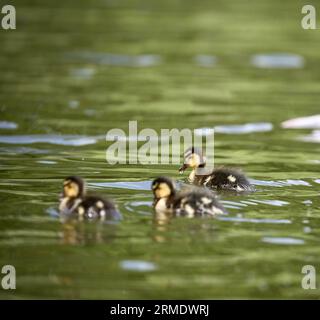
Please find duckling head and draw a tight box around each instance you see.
[62,176,85,198]
[179,146,206,174]
[152,176,176,200]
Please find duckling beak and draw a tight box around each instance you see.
[179,163,189,174]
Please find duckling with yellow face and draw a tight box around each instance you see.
[179,147,253,192]
[59,176,121,221]
[152,176,227,218]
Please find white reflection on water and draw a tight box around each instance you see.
[68,51,162,67]
[218,216,291,224]
[195,122,273,136]
[124,201,152,215]
[120,260,157,272]
[215,122,273,134]
[0,147,49,154]
[194,55,217,67]
[261,237,305,245]
[70,67,96,79]
[222,198,289,209]
[68,100,79,109]
[46,207,60,218]
[253,199,289,207]
[281,114,320,129]
[252,179,311,187]
[222,200,248,210]
[0,121,18,129]
[302,200,312,206]
[251,53,304,69]
[303,227,312,234]
[91,181,151,191]
[37,160,57,165]
[0,134,101,146]
[298,130,320,143]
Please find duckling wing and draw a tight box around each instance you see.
[207,168,252,191]
[80,196,122,220]
[173,188,226,217]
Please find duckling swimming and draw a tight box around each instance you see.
[152,176,227,218]
[59,176,121,221]
[179,147,253,192]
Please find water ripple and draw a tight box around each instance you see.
[68,100,79,109]
[281,114,320,129]
[218,216,292,224]
[215,122,273,134]
[0,134,101,146]
[253,199,289,207]
[261,237,305,245]
[298,130,320,143]
[68,51,161,67]
[70,67,96,79]
[46,207,60,218]
[222,200,248,210]
[91,181,151,191]
[37,160,57,165]
[124,201,152,215]
[0,147,49,154]
[194,55,217,67]
[252,179,311,187]
[0,121,18,130]
[120,260,157,272]
[222,198,289,209]
[195,122,273,136]
[251,53,304,69]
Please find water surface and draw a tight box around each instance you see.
[1,0,320,299]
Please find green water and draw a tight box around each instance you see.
[1,0,320,299]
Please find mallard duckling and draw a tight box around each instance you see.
[152,176,227,218]
[59,176,121,221]
[179,147,253,192]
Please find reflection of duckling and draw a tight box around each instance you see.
[179,147,253,192]
[59,176,121,221]
[61,219,118,245]
[152,176,227,218]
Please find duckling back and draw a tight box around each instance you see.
[205,167,253,191]
[78,196,121,220]
[173,186,227,217]
[60,195,121,221]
